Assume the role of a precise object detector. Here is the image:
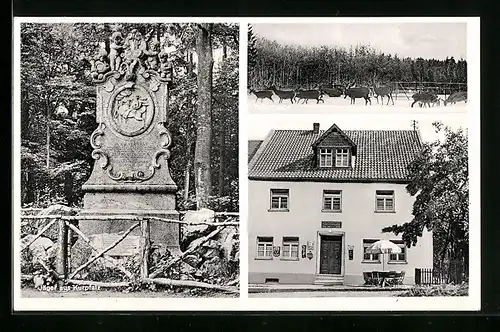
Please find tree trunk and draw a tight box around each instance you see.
[222,41,227,60]
[183,51,194,202]
[218,123,226,197]
[188,51,194,78]
[155,23,161,43]
[218,40,227,197]
[194,23,214,209]
[45,96,51,169]
[21,89,30,140]
[24,170,35,204]
[64,172,73,206]
[183,161,190,201]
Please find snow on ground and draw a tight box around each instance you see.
[248,94,468,115]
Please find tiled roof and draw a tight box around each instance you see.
[248,140,263,162]
[248,126,422,182]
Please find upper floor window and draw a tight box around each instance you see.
[270,189,289,210]
[335,148,349,167]
[257,236,273,258]
[323,190,342,212]
[282,237,299,260]
[362,239,380,262]
[388,240,407,262]
[376,190,395,212]
[319,148,333,167]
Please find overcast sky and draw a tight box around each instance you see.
[251,23,467,60]
[247,113,468,143]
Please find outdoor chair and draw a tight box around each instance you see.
[385,271,398,286]
[397,271,406,285]
[363,272,373,285]
[372,271,382,286]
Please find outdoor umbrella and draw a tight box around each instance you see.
[366,240,402,272]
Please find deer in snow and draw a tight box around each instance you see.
[370,81,394,105]
[319,83,344,98]
[343,81,372,105]
[444,91,467,106]
[294,88,324,104]
[268,86,296,104]
[249,88,274,103]
[411,92,439,108]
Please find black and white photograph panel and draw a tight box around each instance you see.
[14,19,239,307]
[247,113,477,305]
[247,21,469,114]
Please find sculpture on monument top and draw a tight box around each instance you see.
[84,27,176,185]
[144,38,160,71]
[109,31,125,71]
[90,44,111,81]
[89,28,173,84]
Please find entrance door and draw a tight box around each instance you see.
[319,235,342,274]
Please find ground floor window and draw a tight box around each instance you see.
[282,237,299,260]
[257,237,273,258]
[362,239,380,262]
[389,240,407,262]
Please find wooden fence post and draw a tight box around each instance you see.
[67,227,72,274]
[56,218,68,283]
[140,219,151,279]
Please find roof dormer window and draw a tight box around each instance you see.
[335,148,349,167]
[319,148,333,167]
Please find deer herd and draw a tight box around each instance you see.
[249,81,467,108]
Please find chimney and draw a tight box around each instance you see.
[313,123,320,134]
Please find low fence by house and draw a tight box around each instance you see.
[415,262,467,286]
[20,208,240,293]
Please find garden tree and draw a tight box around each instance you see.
[382,122,469,273]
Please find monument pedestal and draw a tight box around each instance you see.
[79,192,180,254]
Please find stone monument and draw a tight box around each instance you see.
[79,29,179,255]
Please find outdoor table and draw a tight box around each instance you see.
[372,271,399,287]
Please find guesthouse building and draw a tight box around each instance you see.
[248,122,433,285]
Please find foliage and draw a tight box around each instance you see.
[248,24,258,72]
[249,35,467,89]
[383,122,468,270]
[397,283,468,297]
[20,23,239,210]
[178,194,239,212]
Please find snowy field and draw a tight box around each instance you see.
[248,94,468,114]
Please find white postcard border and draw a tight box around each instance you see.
[12,16,480,311]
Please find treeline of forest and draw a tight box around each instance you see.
[248,26,467,90]
[21,23,239,211]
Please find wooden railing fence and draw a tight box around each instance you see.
[20,210,239,293]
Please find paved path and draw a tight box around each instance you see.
[249,290,402,298]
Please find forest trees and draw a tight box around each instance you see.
[382,122,469,274]
[194,23,214,209]
[248,36,467,90]
[19,23,239,212]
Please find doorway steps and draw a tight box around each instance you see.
[314,274,344,286]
